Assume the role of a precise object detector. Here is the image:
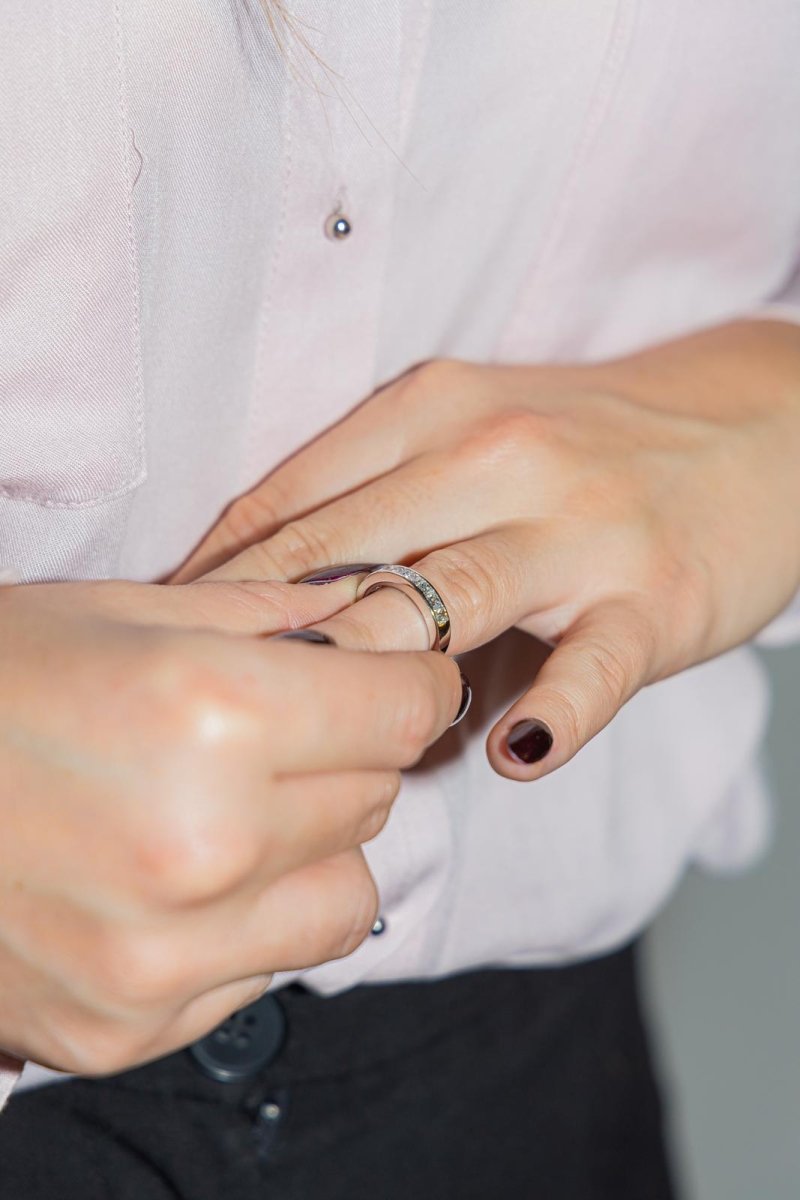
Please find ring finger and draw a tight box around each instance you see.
[305,523,581,656]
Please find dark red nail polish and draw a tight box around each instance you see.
[276,629,336,645]
[506,719,553,764]
[299,564,379,585]
[451,673,472,727]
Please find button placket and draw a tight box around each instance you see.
[244,0,426,488]
[252,1089,289,1163]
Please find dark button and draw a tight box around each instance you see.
[189,993,287,1083]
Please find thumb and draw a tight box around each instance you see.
[486,600,656,781]
[77,578,361,638]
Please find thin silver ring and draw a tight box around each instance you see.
[355,564,452,653]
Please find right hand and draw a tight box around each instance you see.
[0,578,462,1075]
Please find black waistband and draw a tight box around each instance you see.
[99,945,637,1107]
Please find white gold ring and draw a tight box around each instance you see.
[355,564,452,653]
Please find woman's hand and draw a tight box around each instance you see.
[176,320,800,780]
[0,579,462,1073]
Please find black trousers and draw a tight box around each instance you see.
[0,945,677,1200]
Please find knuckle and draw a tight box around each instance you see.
[146,650,260,756]
[131,637,188,704]
[223,486,284,548]
[405,357,463,398]
[463,409,545,469]
[624,606,659,671]
[260,518,334,580]
[325,606,390,654]
[427,544,507,631]
[86,930,183,1011]
[215,579,297,627]
[133,640,243,744]
[357,804,390,846]
[539,686,587,751]
[587,642,631,708]
[356,773,401,844]
[111,944,178,1009]
[285,856,379,965]
[179,685,244,747]
[126,644,216,753]
[334,871,379,959]
[392,359,466,423]
[135,819,257,909]
[579,623,646,715]
[392,686,441,766]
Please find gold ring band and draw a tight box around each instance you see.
[355,565,452,653]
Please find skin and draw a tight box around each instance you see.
[0,579,463,1073]
[176,319,800,779]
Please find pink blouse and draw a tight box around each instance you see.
[2,0,800,1100]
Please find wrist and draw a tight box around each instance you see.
[576,319,800,427]
[542,321,800,594]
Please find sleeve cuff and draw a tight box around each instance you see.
[0,1054,24,1114]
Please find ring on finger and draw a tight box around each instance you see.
[355,564,451,653]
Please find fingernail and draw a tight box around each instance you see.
[505,719,553,764]
[299,564,380,585]
[275,629,337,645]
[451,673,472,727]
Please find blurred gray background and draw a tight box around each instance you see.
[644,644,800,1200]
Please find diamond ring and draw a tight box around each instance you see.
[355,564,452,653]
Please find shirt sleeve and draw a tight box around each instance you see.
[749,254,800,329]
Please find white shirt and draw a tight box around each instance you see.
[2,0,800,1094]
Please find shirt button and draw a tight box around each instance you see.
[325,212,352,240]
[371,916,387,936]
[188,993,287,1083]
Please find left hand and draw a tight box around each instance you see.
[174,321,800,781]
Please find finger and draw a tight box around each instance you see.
[171,362,479,583]
[37,972,275,1077]
[250,769,402,880]
[188,847,380,988]
[80,849,379,1072]
[146,769,401,904]
[146,974,274,1062]
[171,411,401,583]
[171,395,407,582]
[486,600,656,781]
[202,447,515,586]
[307,525,564,656]
[254,639,465,771]
[71,579,358,637]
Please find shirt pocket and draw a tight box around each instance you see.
[0,2,145,508]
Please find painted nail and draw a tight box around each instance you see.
[275,629,336,645]
[299,564,380,585]
[451,673,472,727]
[505,719,553,764]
